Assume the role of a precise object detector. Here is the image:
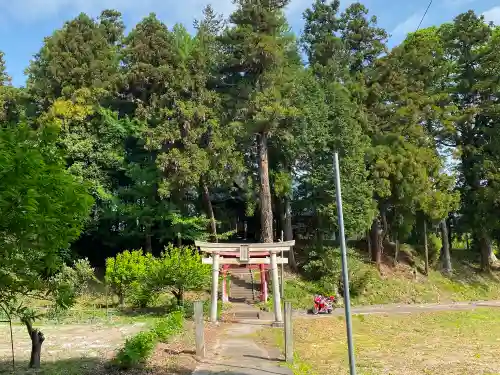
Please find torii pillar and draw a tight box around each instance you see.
[270,250,283,322]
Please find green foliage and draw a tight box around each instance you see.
[428,233,443,265]
[0,120,93,333]
[115,311,184,368]
[104,250,154,304]
[27,10,124,105]
[106,247,210,308]
[127,280,158,309]
[147,245,211,306]
[152,311,184,342]
[114,330,157,369]
[303,247,378,297]
[49,259,96,310]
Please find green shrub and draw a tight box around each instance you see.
[427,233,442,265]
[127,280,158,308]
[153,311,184,342]
[105,250,154,305]
[115,331,157,369]
[115,311,184,368]
[147,245,211,306]
[303,247,378,297]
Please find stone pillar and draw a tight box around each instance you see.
[210,252,220,323]
[270,251,283,323]
[260,264,268,302]
[222,265,229,303]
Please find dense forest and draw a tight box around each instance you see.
[1,0,500,274]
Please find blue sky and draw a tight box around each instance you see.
[1,0,499,87]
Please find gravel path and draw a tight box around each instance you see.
[295,300,500,318]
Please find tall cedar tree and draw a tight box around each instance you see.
[302,0,375,245]
[27,10,124,109]
[220,0,299,242]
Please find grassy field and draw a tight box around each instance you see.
[258,308,500,375]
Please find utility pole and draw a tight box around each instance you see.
[334,152,356,375]
[280,230,284,299]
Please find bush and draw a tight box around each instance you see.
[114,311,184,369]
[105,250,154,305]
[153,311,184,342]
[127,280,158,308]
[427,233,442,265]
[146,245,211,306]
[303,247,378,298]
[115,331,157,369]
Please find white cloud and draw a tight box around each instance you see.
[483,6,500,25]
[391,12,422,38]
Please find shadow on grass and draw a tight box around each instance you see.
[0,358,289,375]
[0,358,194,375]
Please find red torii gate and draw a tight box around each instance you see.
[195,240,295,324]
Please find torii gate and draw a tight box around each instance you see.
[195,240,295,324]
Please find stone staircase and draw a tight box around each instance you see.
[229,267,259,303]
[225,267,261,320]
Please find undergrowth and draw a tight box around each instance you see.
[278,246,500,310]
[114,310,184,369]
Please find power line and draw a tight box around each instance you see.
[416,0,433,32]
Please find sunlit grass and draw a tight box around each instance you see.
[258,308,500,375]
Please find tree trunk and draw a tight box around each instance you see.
[284,196,296,270]
[370,218,382,267]
[446,216,453,250]
[440,219,452,274]
[258,132,273,243]
[366,230,372,256]
[173,288,184,306]
[145,227,152,253]
[423,220,429,276]
[201,179,218,242]
[23,320,44,369]
[381,206,389,243]
[479,235,492,272]
[393,238,400,266]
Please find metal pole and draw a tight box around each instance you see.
[284,301,293,363]
[9,319,15,372]
[334,152,356,375]
[280,230,284,299]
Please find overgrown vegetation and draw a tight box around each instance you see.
[114,311,184,369]
[105,247,210,308]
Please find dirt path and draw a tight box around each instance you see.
[0,322,146,363]
[295,300,500,318]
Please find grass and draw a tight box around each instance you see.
[258,308,500,375]
[278,247,500,311]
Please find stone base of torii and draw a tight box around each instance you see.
[195,240,295,324]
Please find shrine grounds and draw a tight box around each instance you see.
[2,299,500,374]
[257,307,500,375]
